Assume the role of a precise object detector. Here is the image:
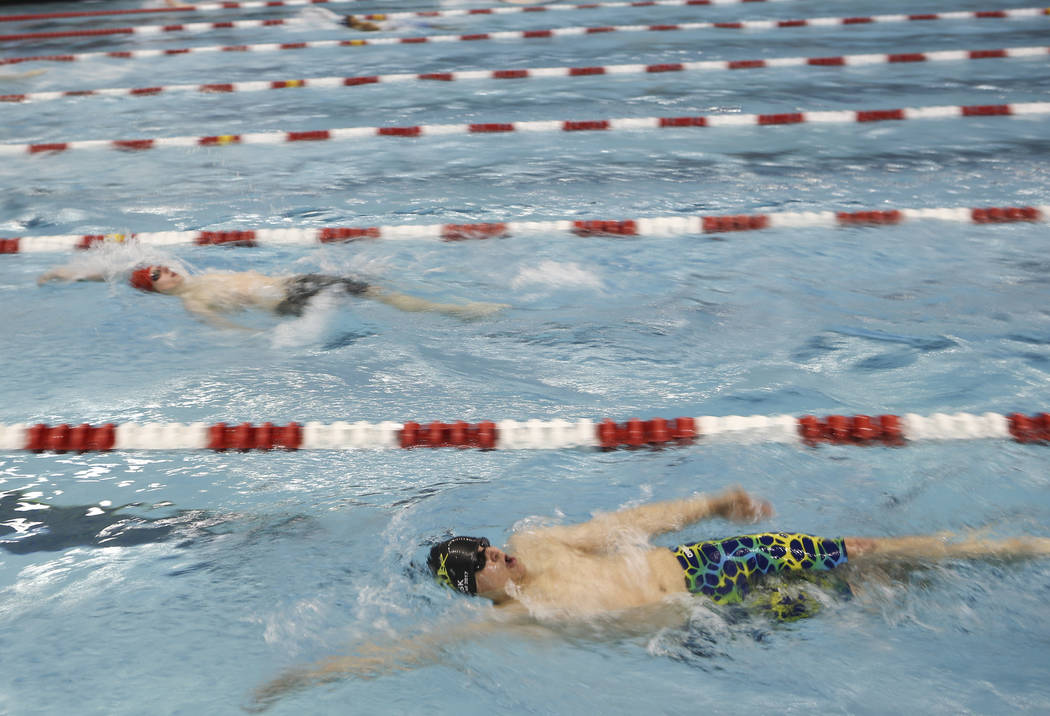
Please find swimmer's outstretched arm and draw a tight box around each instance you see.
[37,266,106,284]
[180,297,259,332]
[529,487,773,552]
[363,286,508,320]
[249,615,538,711]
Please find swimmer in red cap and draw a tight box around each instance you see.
[128,265,178,293]
[344,14,384,31]
[299,6,449,32]
[39,263,506,328]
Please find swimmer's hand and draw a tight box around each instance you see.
[38,268,74,285]
[251,649,422,710]
[713,486,773,523]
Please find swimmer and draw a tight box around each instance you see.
[0,69,47,81]
[426,487,1050,612]
[140,0,188,8]
[298,6,450,33]
[252,486,1050,706]
[343,14,384,32]
[38,263,507,329]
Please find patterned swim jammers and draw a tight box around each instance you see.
[673,532,848,604]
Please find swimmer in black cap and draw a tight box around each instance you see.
[254,486,1050,706]
[427,536,492,595]
[423,488,1050,611]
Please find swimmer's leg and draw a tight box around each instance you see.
[363,286,507,319]
[844,535,1050,563]
[335,277,369,296]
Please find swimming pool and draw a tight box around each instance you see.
[1,0,1049,712]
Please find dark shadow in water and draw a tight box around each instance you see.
[322,331,375,351]
[829,326,957,351]
[0,490,220,555]
[853,350,918,372]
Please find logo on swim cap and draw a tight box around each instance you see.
[428,536,489,595]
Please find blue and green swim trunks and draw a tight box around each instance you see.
[673,532,848,605]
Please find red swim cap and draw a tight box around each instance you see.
[129,267,157,292]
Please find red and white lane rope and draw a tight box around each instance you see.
[293,0,797,22]
[0,1,371,24]
[0,8,1044,46]
[2,412,1049,452]
[0,0,794,24]
[0,0,797,25]
[0,17,301,44]
[3,101,1047,158]
[5,45,1046,106]
[2,205,1045,254]
[5,8,1047,64]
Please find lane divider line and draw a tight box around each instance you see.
[2,205,1047,254]
[3,412,1047,452]
[4,45,1046,106]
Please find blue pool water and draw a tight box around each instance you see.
[1,0,1049,713]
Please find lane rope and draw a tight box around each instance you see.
[3,205,1046,254]
[3,101,1047,158]
[1,8,1044,46]
[4,45,1046,107]
[4,8,1046,64]
[0,0,797,24]
[3,412,1049,452]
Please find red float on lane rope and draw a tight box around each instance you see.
[206,422,302,451]
[797,415,904,445]
[25,423,116,452]
[398,421,498,449]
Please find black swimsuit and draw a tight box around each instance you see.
[274,274,371,316]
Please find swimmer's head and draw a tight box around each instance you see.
[130,265,182,294]
[428,536,490,595]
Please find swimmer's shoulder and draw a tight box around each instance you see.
[509,530,559,555]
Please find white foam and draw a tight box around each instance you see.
[38,241,195,288]
[269,291,341,349]
[510,260,604,291]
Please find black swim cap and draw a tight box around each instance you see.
[428,536,490,595]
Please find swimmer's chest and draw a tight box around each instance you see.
[528,548,683,611]
[195,274,285,310]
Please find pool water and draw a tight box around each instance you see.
[1,0,1049,713]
